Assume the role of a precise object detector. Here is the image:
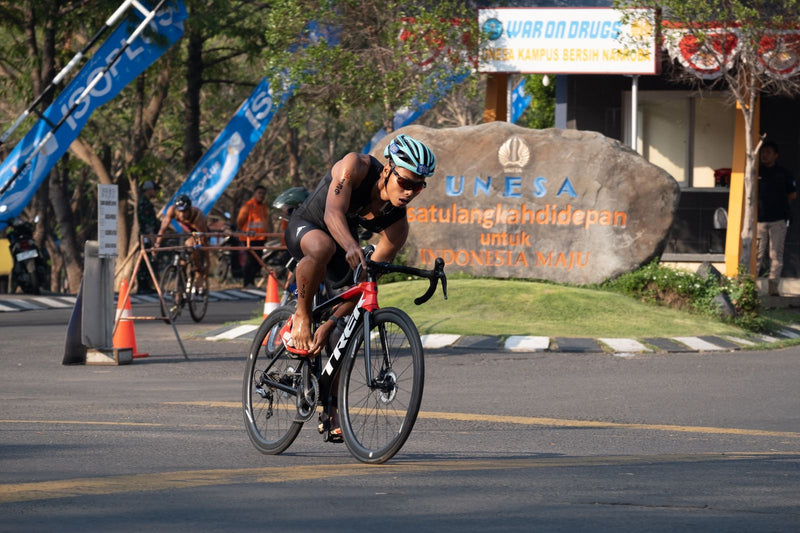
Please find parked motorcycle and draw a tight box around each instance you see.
[5,216,49,294]
[259,187,309,301]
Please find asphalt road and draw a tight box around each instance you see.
[1,300,799,532]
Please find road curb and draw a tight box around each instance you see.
[191,323,800,354]
[5,292,800,353]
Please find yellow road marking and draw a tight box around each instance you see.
[415,411,800,439]
[1,453,797,504]
[167,401,800,440]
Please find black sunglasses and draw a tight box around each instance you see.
[390,166,426,192]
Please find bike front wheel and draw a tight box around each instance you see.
[338,307,424,464]
[242,305,304,454]
[188,272,209,322]
[159,264,183,323]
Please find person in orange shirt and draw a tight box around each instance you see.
[237,185,271,287]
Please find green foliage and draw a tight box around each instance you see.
[260,0,478,132]
[519,74,555,129]
[602,261,767,331]
[376,247,413,285]
[0,0,483,291]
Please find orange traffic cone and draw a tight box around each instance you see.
[113,278,148,358]
[263,272,280,318]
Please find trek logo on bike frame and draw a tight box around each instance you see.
[322,293,367,377]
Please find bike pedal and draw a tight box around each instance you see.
[324,430,343,444]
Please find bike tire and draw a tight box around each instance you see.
[188,272,209,322]
[213,255,229,283]
[159,264,182,323]
[338,307,424,464]
[242,305,304,454]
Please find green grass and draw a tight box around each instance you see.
[377,278,750,338]
[244,278,800,339]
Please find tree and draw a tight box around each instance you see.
[0,1,487,293]
[520,74,555,129]
[0,0,96,292]
[180,0,273,171]
[614,0,800,274]
[260,0,478,139]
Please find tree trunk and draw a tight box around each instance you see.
[116,65,173,288]
[183,25,204,171]
[288,125,300,186]
[49,155,83,292]
[24,1,58,287]
[738,78,760,277]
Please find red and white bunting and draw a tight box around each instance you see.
[757,31,800,78]
[662,25,800,80]
[663,27,741,79]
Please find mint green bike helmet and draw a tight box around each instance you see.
[383,134,436,177]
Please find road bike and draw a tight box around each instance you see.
[159,246,209,323]
[242,246,447,464]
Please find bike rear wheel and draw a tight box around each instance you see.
[188,271,209,322]
[338,307,424,464]
[159,264,183,323]
[243,305,304,454]
[213,258,229,283]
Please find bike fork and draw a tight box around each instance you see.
[362,311,373,382]
[363,312,394,395]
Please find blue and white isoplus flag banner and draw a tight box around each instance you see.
[169,22,338,215]
[511,78,532,124]
[0,0,187,230]
[166,77,291,215]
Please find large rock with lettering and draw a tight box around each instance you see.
[370,122,679,284]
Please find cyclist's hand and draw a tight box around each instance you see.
[344,243,366,271]
[310,319,336,355]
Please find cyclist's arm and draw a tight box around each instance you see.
[372,218,409,263]
[311,301,356,355]
[324,153,369,270]
[155,206,175,248]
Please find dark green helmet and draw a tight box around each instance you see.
[272,187,309,218]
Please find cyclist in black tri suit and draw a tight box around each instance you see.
[282,134,437,357]
[155,194,210,288]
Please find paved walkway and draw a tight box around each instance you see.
[0,288,265,313]
[4,289,799,354]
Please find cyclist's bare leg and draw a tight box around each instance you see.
[291,229,336,351]
[186,236,208,287]
[195,250,209,286]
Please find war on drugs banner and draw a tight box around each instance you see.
[166,77,290,215]
[0,0,187,230]
[478,8,658,75]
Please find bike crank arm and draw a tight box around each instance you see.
[296,365,319,422]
